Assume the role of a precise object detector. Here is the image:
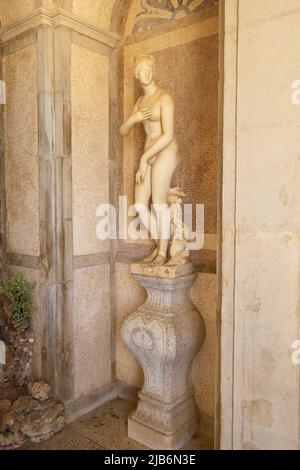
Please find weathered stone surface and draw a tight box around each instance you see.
[0,432,26,449]
[21,403,65,442]
[0,394,65,448]
[0,325,34,390]
[0,399,12,416]
[28,382,51,402]
[13,396,50,416]
[1,411,22,433]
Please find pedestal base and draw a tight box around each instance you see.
[128,416,198,451]
[130,261,193,279]
[122,270,205,451]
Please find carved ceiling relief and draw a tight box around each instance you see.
[132,0,218,33]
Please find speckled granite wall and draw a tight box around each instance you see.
[71,43,111,399]
[4,45,39,257]
[71,44,109,256]
[73,265,111,398]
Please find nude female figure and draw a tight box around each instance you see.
[120,55,180,266]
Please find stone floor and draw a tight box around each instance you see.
[20,398,214,450]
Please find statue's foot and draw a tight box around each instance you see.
[152,255,167,266]
[141,247,158,263]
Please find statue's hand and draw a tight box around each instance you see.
[136,161,148,185]
[132,108,151,123]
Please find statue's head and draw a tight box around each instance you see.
[134,55,155,86]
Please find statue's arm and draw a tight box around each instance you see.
[141,93,174,164]
[120,100,151,137]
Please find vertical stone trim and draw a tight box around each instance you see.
[109,48,120,379]
[0,44,7,278]
[215,0,224,451]
[37,26,57,383]
[220,0,239,450]
[54,26,74,403]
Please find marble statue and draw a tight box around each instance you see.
[120,54,204,450]
[120,54,190,269]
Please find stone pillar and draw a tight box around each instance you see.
[122,268,205,450]
[0,8,120,406]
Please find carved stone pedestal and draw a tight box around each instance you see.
[121,266,205,450]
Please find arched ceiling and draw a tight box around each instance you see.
[124,0,218,36]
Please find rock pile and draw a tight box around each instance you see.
[0,382,65,449]
[0,325,33,400]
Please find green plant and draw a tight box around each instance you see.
[0,272,35,332]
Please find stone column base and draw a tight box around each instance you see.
[128,416,198,451]
[122,268,205,451]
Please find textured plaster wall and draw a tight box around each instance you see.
[71,44,109,256]
[0,0,35,26]
[73,265,111,399]
[0,0,116,28]
[222,0,300,450]
[4,45,39,257]
[72,0,116,30]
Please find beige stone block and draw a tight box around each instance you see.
[4,45,39,257]
[232,231,300,449]
[128,416,198,451]
[115,263,145,388]
[71,44,109,256]
[73,265,111,399]
[238,1,300,131]
[239,0,300,25]
[239,423,299,451]
[236,127,300,232]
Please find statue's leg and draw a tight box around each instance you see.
[151,148,179,264]
[135,165,158,255]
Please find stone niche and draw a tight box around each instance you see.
[115,0,219,433]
